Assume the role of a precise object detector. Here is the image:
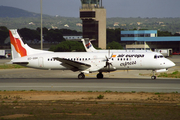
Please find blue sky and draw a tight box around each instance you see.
[1,0,180,18]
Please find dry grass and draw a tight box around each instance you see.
[0,91,180,119]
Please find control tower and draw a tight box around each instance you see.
[80,0,106,49]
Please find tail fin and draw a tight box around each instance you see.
[81,38,97,52]
[9,29,51,59]
[9,29,27,59]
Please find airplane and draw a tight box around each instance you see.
[81,38,152,53]
[9,29,175,79]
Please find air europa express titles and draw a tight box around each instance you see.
[117,54,144,58]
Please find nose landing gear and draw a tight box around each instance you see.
[151,70,156,80]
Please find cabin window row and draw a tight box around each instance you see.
[47,58,131,62]
[47,58,91,61]
[67,58,91,61]
[112,58,130,61]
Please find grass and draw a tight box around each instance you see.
[97,95,104,99]
[0,64,27,69]
[158,71,180,78]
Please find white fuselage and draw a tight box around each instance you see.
[12,51,175,72]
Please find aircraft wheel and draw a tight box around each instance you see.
[97,73,103,79]
[78,73,85,79]
[151,76,156,80]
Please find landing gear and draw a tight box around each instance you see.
[97,72,103,79]
[151,70,156,80]
[151,76,156,80]
[78,73,85,79]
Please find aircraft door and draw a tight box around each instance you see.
[38,57,44,67]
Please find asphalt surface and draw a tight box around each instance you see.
[0,55,180,92]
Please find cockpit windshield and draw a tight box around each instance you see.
[154,55,164,59]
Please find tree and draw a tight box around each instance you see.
[43,29,65,43]
[0,26,9,45]
[158,31,172,36]
[49,41,85,52]
[107,41,123,49]
[18,28,40,43]
[107,28,121,43]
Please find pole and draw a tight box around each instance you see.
[40,0,43,50]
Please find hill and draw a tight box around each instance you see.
[0,6,180,33]
[0,6,40,18]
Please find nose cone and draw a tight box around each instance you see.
[170,61,176,67]
[167,60,176,68]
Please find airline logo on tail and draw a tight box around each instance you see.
[86,42,92,49]
[9,30,27,57]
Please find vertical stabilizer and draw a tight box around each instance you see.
[9,29,52,59]
[81,38,97,52]
[9,29,27,59]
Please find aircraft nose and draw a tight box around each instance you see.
[168,60,176,68]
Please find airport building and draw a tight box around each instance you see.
[121,30,180,52]
[80,0,106,49]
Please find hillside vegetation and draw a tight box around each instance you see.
[1,6,180,33]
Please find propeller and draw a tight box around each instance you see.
[104,49,113,72]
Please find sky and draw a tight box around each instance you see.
[1,0,180,18]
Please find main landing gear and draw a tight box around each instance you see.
[78,73,85,79]
[97,72,103,79]
[78,72,104,79]
[151,70,156,80]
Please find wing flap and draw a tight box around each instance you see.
[54,57,91,71]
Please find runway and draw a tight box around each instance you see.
[0,75,180,92]
[0,56,180,92]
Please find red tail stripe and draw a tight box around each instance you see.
[9,30,27,57]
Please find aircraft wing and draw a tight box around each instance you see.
[54,57,91,72]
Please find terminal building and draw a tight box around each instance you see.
[121,30,180,52]
[80,0,106,49]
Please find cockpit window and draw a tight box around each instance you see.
[154,55,157,59]
[159,55,164,58]
[154,55,164,59]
